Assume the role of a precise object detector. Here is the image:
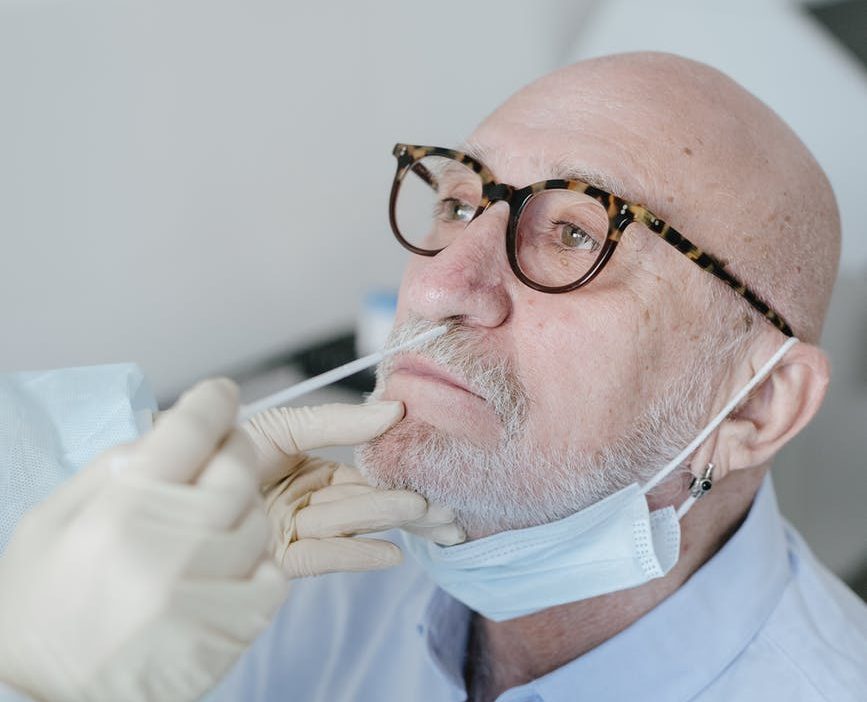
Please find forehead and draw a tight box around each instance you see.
[458,124,657,209]
[461,140,627,198]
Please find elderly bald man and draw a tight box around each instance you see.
[3,50,857,702]
[210,52,867,701]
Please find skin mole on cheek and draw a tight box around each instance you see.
[682,146,693,156]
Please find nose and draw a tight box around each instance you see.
[399,202,513,329]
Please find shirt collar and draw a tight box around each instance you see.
[416,585,471,693]
[529,474,793,702]
[414,475,792,702]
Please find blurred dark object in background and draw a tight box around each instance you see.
[806,0,867,67]
[291,333,376,395]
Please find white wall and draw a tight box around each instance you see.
[0,0,590,401]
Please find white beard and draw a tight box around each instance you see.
[355,317,714,538]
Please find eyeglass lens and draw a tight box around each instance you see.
[394,155,610,288]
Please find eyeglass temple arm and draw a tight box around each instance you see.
[637,212,795,337]
[408,161,438,190]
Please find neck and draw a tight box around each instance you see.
[465,468,765,701]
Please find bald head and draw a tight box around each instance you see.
[478,52,840,343]
[365,53,837,538]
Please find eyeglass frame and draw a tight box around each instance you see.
[388,143,794,337]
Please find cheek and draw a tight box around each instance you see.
[513,301,651,452]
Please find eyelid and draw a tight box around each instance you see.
[551,219,599,239]
[436,197,474,221]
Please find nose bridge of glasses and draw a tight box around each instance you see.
[483,182,513,204]
[474,182,514,221]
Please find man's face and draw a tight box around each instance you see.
[356,80,722,537]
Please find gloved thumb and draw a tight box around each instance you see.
[244,401,404,486]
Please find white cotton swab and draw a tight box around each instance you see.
[237,325,448,423]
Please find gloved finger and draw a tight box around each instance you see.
[280,537,402,578]
[175,559,288,641]
[307,485,461,536]
[329,464,372,486]
[263,457,337,518]
[307,482,377,506]
[133,378,239,484]
[294,490,427,539]
[308,484,452,521]
[403,502,457,528]
[195,429,259,528]
[244,402,403,486]
[402,523,467,546]
[185,505,270,578]
[108,471,254,531]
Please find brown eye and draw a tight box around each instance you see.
[437,198,475,223]
[559,222,600,251]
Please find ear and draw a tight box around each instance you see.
[714,341,830,472]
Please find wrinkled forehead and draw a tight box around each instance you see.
[460,101,671,207]
[458,138,635,199]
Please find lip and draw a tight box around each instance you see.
[390,355,484,401]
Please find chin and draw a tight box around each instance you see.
[354,415,584,539]
[355,416,438,495]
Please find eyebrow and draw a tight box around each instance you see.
[551,161,629,199]
[460,141,629,198]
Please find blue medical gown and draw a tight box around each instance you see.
[0,364,156,554]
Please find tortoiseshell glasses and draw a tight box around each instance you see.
[388,143,793,337]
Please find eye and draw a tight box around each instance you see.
[436,197,475,223]
[555,221,601,252]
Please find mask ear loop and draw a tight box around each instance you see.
[640,336,800,516]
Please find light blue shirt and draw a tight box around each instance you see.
[210,477,867,701]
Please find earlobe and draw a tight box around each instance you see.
[716,342,830,472]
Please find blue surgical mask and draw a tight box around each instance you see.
[0,364,156,554]
[403,337,798,622]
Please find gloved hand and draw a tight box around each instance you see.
[244,402,465,578]
[0,378,287,702]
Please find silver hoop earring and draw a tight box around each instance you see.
[689,463,715,500]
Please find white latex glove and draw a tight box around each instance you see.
[244,401,465,578]
[0,378,287,702]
